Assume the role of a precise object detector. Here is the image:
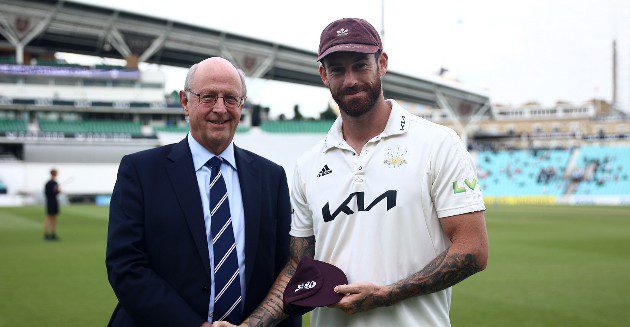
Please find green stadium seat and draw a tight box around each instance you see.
[95,64,128,70]
[154,125,250,134]
[36,60,85,68]
[260,121,333,134]
[0,57,17,64]
[0,119,28,132]
[38,119,142,135]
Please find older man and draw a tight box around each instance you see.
[106,57,299,327]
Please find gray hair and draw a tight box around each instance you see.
[237,69,247,98]
[184,63,199,92]
[183,61,247,98]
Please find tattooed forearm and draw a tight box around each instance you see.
[374,249,483,308]
[290,235,316,262]
[242,236,315,327]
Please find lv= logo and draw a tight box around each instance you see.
[452,179,477,194]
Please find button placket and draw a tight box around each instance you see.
[356,142,375,174]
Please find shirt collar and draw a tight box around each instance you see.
[323,116,346,152]
[324,99,410,151]
[187,133,237,171]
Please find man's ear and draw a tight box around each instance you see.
[377,52,388,77]
[179,90,189,117]
[239,96,247,111]
[319,63,330,87]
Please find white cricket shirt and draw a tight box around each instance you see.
[290,100,485,327]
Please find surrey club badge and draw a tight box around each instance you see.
[384,147,408,168]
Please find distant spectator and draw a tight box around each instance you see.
[43,169,61,241]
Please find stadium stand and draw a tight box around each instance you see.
[94,64,131,70]
[0,57,16,64]
[571,146,630,195]
[155,125,250,133]
[35,60,84,68]
[477,149,571,196]
[261,120,334,133]
[38,120,142,135]
[477,146,630,197]
[0,0,627,207]
[0,119,27,132]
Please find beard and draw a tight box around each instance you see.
[332,77,382,118]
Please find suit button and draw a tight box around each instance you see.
[202,285,210,293]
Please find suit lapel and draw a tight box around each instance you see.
[166,138,211,279]
[234,146,262,289]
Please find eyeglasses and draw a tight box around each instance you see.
[186,89,244,108]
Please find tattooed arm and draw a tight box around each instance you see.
[333,210,488,315]
[228,236,315,327]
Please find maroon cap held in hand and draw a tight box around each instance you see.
[317,18,383,61]
[282,257,348,316]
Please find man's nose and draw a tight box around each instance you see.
[342,71,359,89]
[211,99,228,113]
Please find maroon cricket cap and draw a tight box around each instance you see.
[317,18,382,61]
[282,257,348,316]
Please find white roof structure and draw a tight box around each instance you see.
[0,0,490,112]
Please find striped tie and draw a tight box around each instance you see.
[206,156,242,323]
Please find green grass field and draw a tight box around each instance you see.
[0,205,629,326]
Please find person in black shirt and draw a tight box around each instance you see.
[44,169,61,240]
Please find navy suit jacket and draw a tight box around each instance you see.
[106,138,300,327]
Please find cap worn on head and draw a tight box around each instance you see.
[282,257,348,316]
[317,18,383,62]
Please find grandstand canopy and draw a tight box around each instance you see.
[0,0,489,113]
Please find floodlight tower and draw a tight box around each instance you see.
[612,39,617,110]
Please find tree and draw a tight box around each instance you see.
[555,100,573,107]
[522,101,541,107]
[292,104,304,121]
[319,104,337,121]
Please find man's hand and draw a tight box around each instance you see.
[331,282,390,315]
[201,322,212,327]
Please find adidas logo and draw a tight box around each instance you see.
[336,28,348,36]
[317,164,333,177]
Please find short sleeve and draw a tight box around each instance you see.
[289,163,315,237]
[430,130,485,218]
